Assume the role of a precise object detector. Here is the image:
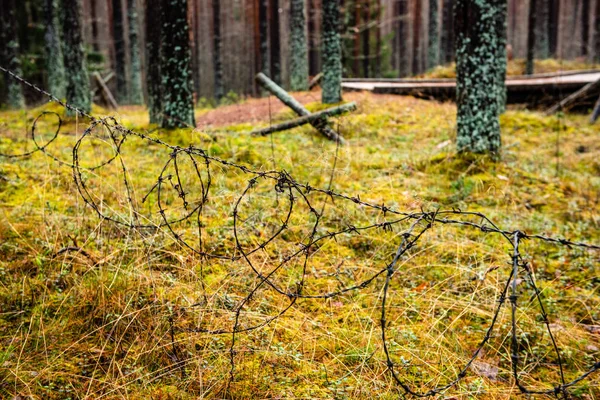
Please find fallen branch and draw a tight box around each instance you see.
[545,77,600,115]
[308,72,323,90]
[255,73,346,144]
[93,71,118,109]
[590,95,600,123]
[250,102,356,136]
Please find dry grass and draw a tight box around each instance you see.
[0,91,599,399]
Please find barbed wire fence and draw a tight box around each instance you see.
[1,66,600,398]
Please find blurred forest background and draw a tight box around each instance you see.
[2,0,600,104]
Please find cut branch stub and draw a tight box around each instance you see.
[255,72,347,144]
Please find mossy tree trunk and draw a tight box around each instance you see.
[0,0,25,109]
[427,0,440,70]
[112,0,128,103]
[212,0,224,101]
[160,0,195,128]
[289,0,309,91]
[62,0,91,114]
[145,0,162,124]
[495,0,507,113]
[44,0,66,99]
[321,0,342,104]
[127,0,143,104]
[455,0,504,155]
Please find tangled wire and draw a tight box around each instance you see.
[1,66,599,398]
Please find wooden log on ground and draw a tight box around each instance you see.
[93,72,118,109]
[255,72,346,144]
[590,95,600,123]
[250,102,357,136]
[545,77,600,115]
[308,72,323,90]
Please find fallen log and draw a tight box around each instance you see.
[308,72,323,90]
[255,72,346,144]
[545,77,600,115]
[590,95,600,123]
[250,102,356,136]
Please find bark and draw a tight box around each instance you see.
[427,0,440,70]
[259,0,270,78]
[0,0,25,108]
[582,0,590,56]
[496,0,507,113]
[160,0,195,128]
[362,2,370,78]
[256,72,346,143]
[441,0,454,63]
[321,0,342,103]
[62,0,91,114]
[534,0,549,58]
[44,0,66,99]
[128,0,143,104]
[112,0,128,103]
[146,0,162,123]
[250,101,356,135]
[213,0,224,100]
[270,0,282,84]
[455,0,504,155]
[526,0,536,75]
[595,0,600,61]
[289,0,309,91]
[397,0,409,76]
[548,0,559,56]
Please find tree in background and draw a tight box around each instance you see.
[159,0,195,128]
[112,0,127,103]
[62,0,91,114]
[495,0,507,113]
[127,0,143,104]
[427,0,440,70]
[455,0,505,155]
[213,0,224,101]
[259,0,270,79]
[526,0,535,75]
[0,0,25,108]
[534,0,549,59]
[146,0,162,124]
[44,0,66,99]
[289,0,308,91]
[270,0,281,84]
[322,0,342,104]
[441,0,455,64]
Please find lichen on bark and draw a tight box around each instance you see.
[321,0,342,104]
[44,0,66,99]
[62,0,91,114]
[455,0,505,155]
[289,0,309,91]
[159,0,195,128]
[0,0,25,109]
[128,0,143,105]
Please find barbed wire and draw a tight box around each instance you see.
[1,66,599,398]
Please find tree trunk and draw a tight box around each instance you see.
[62,0,91,114]
[259,0,270,78]
[213,0,224,100]
[397,0,409,76]
[128,0,143,104]
[270,0,281,84]
[582,0,590,57]
[0,0,25,108]
[534,0,549,58]
[289,0,309,90]
[412,0,422,74]
[427,0,439,70]
[595,0,600,61]
[526,0,536,75]
[455,0,503,155]
[496,0,507,113]
[160,0,195,128]
[548,0,559,56]
[322,0,342,103]
[362,1,370,78]
[112,0,128,103]
[441,0,454,63]
[146,0,162,123]
[44,0,66,99]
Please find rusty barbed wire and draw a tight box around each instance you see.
[1,66,599,398]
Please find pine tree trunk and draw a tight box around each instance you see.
[62,0,91,114]
[595,0,600,61]
[0,0,25,108]
[534,0,549,59]
[495,0,507,113]
[441,0,454,63]
[213,0,224,100]
[160,0,195,128]
[44,0,66,99]
[526,0,536,75]
[270,0,282,84]
[289,0,309,90]
[455,0,503,155]
[362,2,370,78]
[582,0,590,57]
[112,0,128,103]
[427,0,440,70]
[259,0,270,78]
[398,0,409,76]
[322,0,342,103]
[128,0,143,104]
[548,0,559,56]
[146,0,162,123]
[412,0,422,74]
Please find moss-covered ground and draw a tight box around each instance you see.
[0,91,599,399]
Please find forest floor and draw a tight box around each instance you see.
[0,90,599,399]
